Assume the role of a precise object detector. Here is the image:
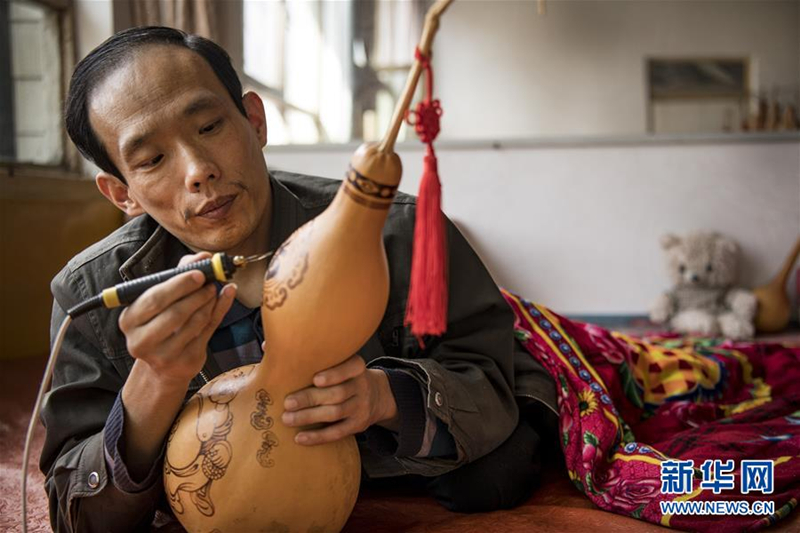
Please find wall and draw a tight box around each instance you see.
[435,0,800,139]
[264,138,800,315]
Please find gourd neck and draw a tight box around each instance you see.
[772,236,800,288]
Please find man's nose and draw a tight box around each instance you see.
[182,146,220,191]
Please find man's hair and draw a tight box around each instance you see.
[65,26,247,182]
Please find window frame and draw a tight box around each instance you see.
[242,0,330,144]
[1,0,82,179]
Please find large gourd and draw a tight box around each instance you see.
[163,2,454,531]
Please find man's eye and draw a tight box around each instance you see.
[200,120,222,134]
[140,154,163,168]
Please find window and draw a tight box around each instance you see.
[242,0,428,145]
[1,0,73,168]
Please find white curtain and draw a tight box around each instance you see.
[126,0,217,40]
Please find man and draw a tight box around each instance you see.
[41,26,558,532]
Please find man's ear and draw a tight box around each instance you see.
[242,91,267,147]
[95,172,144,217]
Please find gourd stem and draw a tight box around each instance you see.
[378,0,454,154]
[773,236,800,288]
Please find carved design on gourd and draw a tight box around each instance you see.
[164,367,252,516]
[342,168,396,211]
[250,388,279,467]
[345,167,397,201]
[263,222,312,310]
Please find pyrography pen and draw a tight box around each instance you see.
[67,251,272,317]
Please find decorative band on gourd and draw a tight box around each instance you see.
[343,166,398,210]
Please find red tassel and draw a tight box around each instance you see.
[405,147,448,344]
[404,47,447,345]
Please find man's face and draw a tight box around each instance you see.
[89,45,271,254]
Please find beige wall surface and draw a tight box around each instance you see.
[265,138,800,315]
[435,0,799,139]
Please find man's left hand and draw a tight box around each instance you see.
[281,354,400,445]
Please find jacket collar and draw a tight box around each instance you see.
[265,171,312,254]
[118,172,313,282]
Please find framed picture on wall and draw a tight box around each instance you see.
[646,58,749,134]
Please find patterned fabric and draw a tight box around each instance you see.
[503,290,800,532]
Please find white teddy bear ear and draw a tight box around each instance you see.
[715,235,740,255]
[660,233,681,250]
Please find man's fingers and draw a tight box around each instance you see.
[284,380,356,412]
[183,284,236,358]
[198,284,237,341]
[124,283,216,352]
[312,354,366,387]
[120,252,210,329]
[294,415,363,446]
[178,251,212,268]
[120,270,207,328]
[157,296,218,358]
[282,396,358,428]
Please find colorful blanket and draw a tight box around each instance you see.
[503,290,800,532]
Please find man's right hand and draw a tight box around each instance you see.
[118,252,236,480]
[119,251,236,386]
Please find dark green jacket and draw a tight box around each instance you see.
[41,171,556,532]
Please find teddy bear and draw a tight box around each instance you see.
[650,231,757,339]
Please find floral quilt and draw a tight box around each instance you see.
[503,290,800,532]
